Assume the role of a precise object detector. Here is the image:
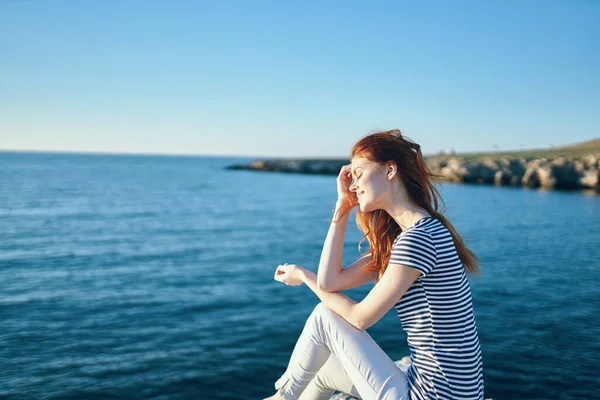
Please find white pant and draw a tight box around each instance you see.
[275,303,410,400]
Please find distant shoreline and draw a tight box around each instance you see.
[226,140,600,193]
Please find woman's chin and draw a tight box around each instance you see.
[358,201,373,213]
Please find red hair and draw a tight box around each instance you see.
[336,129,479,280]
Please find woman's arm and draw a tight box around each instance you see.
[319,252,375,292]
[317,201,378,292]
[318,165,378,291]
[302,264,421,330]
[316,201,349,290]
[274,260,420,331]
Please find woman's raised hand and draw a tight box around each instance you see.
[336,164,357,207]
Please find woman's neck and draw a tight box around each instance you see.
[383,186,431,231]
[385,195,431,231]
[393,208,430,231]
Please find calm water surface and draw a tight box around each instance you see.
[1,152,599,399]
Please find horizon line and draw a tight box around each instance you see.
[1,138,596,160]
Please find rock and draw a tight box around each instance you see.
[494,170,509,186]
[440,166,463,183]
[331,395,495,400]
[226,159,347,175]
[583,154,598,168]
[249,160,266,170]
[427,158,444,170]
[521,160,556,188]
[580,169,599,189]
[446,157,464,171]
[302,161,345,174]
[538,165,556,188]
[507,158,526,178]
[522,164,541,187]
[574,160,586,173]
[329,358,410,400]
[328,357,494,400]
[439,158,469,182]
[463,160,498,184]
[519,158,585,189]
[550,158,580,189]
[494,158,526,186]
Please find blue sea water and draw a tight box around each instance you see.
[0,152,599,400]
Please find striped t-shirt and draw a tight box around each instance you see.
[390,217,484,400]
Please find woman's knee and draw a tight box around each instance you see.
[312,302,326,314]
[312,302,335,320]
[311,302,347,328]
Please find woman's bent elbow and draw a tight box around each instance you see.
[317,280,335,292]
[353,319,368,330]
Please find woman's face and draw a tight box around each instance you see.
[349,157,392,212]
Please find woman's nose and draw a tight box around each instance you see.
[349,181,357,192]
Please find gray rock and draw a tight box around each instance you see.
[494,158,526,186]
[550,159,580,189]
[522,164,541,187]
[580,169,599,189]
[463,160,498,184]
[494,170,505,186]
[328,357,494,400]
[329,358,410,400]
[507,158,526,178]
[538,165,556,188]
[440,166,463,183]
[583,154,598,168]
[446,157,464,171]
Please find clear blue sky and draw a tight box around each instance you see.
[1,0,599,157]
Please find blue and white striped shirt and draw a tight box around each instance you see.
[391,217,484,400]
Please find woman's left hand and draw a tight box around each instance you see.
[274,263,306,286]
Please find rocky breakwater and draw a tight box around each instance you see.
[226,158,348,175]
[227,153,600,192]
[429,153,600,191]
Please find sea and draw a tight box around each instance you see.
[1,152,599,400]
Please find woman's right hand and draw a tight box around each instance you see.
[336,164,357,207]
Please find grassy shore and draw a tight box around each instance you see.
[426,138,600,161]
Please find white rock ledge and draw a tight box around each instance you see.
[328,357,493,400]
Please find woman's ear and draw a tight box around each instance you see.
[386,161,397,179]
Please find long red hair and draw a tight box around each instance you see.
[336,129,479,280]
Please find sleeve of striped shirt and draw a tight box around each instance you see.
[389,229,437,276]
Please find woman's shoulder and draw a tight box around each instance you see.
[393,225,436,251]
[410,217,448,238]
[395,217,439,239]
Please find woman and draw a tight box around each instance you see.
[265,130,484,400]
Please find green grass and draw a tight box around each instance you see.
[425,138,600,161]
